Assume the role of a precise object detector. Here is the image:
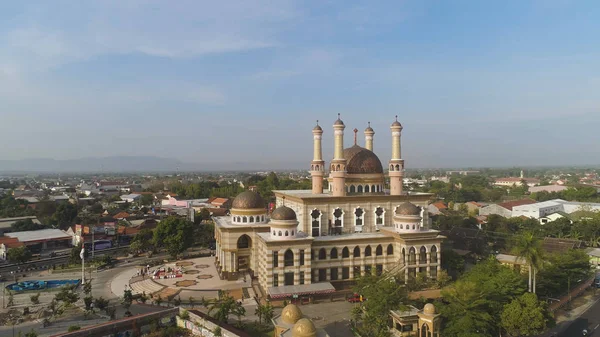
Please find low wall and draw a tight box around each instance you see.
[178,308,252,337]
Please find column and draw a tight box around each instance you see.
[426,252,431,277]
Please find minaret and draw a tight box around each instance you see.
[389,116,404,195]
[330,114,347,197]
[364,122,374,151]
[311,121,325,194]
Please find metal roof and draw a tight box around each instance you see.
[6,229,71,242]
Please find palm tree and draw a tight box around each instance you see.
[512,232,543,293]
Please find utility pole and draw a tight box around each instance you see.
[81,246,85,284]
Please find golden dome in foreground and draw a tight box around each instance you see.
[292,318,317,337]
[281,304,303,324]
[423,303,437,315]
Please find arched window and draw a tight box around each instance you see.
[365,185,370,193]
[375,207,385,228]
[237,235,251,249]
[330,248,338,259]
[371,184,376,192]
[387,244,394,255]
[365,245,372,257]
[242,216,247,223]
[249,216,254,223]
[291,230,294,236]
[390,164,394,171]
[336,164,341,171]
[357,185,363,193]
[350,185,356,193]
[285,230,289,236]
[284,249,294,267]
[319,248,326,260]
[272,231,276,236]
[311,209,321,237]
[278,231,282,236]
[333,208,344,228]
[237,216,241,222]
[402,248,406,263]
[409,247,416,264]
[412,224,415,230]
[431,246,438,263]
[420,246,427,263]
[354,207,364,228]
[342,247,349,258]
[262,215,265,222]
[353,246,360,258]
[375,245,383,256]
[395,164,400,171]
[400,224,403,229]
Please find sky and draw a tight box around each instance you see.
[1,0,600,169]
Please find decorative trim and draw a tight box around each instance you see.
[392,131,401,136]
[334,130,344,135]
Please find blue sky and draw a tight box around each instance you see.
[1,0,599,169]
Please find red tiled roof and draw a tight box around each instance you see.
[498,199,536,211]
[208,208,228,216]
[211,198,228,205]
[0,237,24,248]
[113,212,130,219]
[467,201,483,207]
[432,202,447,209]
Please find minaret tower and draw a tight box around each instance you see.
[330,114,347,196]
[311,121,325,194]
[364,122,374,151]
[389,116,404,195]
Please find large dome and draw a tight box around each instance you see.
[396,202,421,216]
[271,205,297,221]
[342,145,384,174]
[232,191,265,209]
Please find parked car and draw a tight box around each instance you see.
[347,294,365,303]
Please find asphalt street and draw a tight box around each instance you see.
[561,298,600,337]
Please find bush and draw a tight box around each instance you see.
[30,292,40,305]
[68,325,81,332]
[179,309,190,320]
[94,297,109,311]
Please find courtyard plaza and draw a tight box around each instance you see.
[112,256,254,303]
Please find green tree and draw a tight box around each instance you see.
[94,297,109,311]
[439,258,527,337]
[440,281,494,337]
[51,203,78,229]
[208,291,239,324]
[7,246,32,264]
[24,330,38,337]
[54,285,80,307]
[11,219,45,232]
[353,270,407,337]
[501,293,553,336]
[140,194,154,206]
[536,249,591,298]
[512,232,543,293]
[67,325,81,332]
[130,228,154,253]
[122,289,133,315]
[153,216,195,258]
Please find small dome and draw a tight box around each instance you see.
[342,145,384,174]
[423,303,436,315]
[391,120,402,127]
[232,191,265,209]
[271,205,297,221]
[395,202,421,216]
[292,318,317,337]
[281,304,303,325]
[313,124,322,131]
[365,126,374,132]
[334,118,345,126]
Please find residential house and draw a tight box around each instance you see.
[528,185,569,193]
[494,177,540,188]
[427,202,447,215]
[0,237,24,260]
[120,194,142,203]
[496,253,528,274]
[539,212,571,225]
[0,216,42,235]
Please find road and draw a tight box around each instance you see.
[560,298,600,337]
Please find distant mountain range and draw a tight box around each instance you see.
[0,156,307,173]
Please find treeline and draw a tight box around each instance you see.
[531,186,599,202]
[162,173,312,202]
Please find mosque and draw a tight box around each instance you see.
[214,115,444,300]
